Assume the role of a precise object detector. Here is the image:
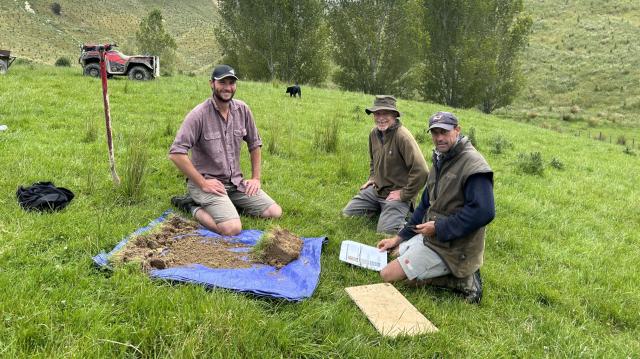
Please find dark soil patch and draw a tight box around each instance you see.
[113,215,252,271]
[252,227,303,268]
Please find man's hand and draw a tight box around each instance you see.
[377,236,402,252]
[415,221,436,237]
[201,178,227,196]
[244,178,261,196]
[360,180,374,190]
[386,190,401,201]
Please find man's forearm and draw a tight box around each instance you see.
[249,147,262,180]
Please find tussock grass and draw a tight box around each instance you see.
[516,151,545,176]
[82,118,97,143]
[488,135,513,155]
[120,132,149,203]
[0,65,638,357]
[313,119,340,153]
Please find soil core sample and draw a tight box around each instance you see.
[112,215,252,271]
[251,226,303,268]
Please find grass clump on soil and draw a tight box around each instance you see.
[251,226,303,268]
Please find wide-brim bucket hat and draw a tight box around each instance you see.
[365,95,401,117]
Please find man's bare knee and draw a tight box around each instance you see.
[217,220,242,236]
[379,260,407,283]
[380,267,395,282]
[261,203,282,218]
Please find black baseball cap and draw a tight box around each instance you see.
[211,64,238,80]
[428,111,459,131]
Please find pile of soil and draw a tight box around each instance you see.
[113,215,252,271]
[112,216,304,271]
[252,227,303,268]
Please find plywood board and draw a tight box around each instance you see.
[345,283,438,337]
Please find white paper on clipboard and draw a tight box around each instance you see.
[339,240,387,271]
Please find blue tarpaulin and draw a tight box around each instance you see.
[93,211,326,301]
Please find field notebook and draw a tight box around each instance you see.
[339,240,387,271]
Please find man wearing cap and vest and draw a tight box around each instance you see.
[377,111,495,304]
[169,65,282,236]
[342,95,428,234]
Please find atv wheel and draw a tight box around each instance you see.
[83,63,100,77]
[0,60,7,75]
[128,66,151,81]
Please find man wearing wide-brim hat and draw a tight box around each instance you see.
[342,95,428,234]
[376,111,495,304]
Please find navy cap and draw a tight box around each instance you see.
[428,111,459,131]
[211,64,238,80]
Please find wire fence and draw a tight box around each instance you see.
[574,130,637,149]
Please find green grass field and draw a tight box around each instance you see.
[0,64,638,357]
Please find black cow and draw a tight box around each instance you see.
[285,85,301,98]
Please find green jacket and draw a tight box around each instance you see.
[423,138,493,278]
[368,122,428,202]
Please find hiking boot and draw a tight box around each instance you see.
[411,270,483,304]
[461,270,483,305]
[171,194,196,215]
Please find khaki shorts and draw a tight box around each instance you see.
[397,234,451,280]
[187,181,275,224]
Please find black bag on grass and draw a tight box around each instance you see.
[16,182,75,212]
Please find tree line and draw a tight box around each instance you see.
[215,0,532,113]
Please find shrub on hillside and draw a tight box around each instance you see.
[50,2,61,15]
[15,58,33,65]
[616,135,627,145]
[549,157,564,170]
[488,135,513,155]
[516,152,544,176]
[465,127,479,149]
[54,57,71,67]
[587,118,599,127]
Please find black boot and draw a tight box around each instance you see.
[171,194,196,215]
[412,269,483,304]
[461,270,483,304]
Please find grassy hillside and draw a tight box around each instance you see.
[2,0,639,131]
[0,64,638,356]
[0,0,219,71]
[501,0,640,129]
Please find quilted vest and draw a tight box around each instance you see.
[423,137,492,278]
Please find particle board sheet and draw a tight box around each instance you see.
[345,283,438,337]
